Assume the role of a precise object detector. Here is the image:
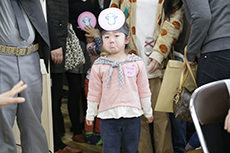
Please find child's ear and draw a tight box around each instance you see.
[125,36,130,44]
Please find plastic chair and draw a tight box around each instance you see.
[189,79,230,153]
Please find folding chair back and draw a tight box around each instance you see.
[190,79,230,153]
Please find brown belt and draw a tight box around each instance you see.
[0,43,39,56]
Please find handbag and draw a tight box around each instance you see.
[173,47,198,122]
[155,47,197,113]
[65,24,85,70]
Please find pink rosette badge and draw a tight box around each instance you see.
[77,11,97,30]
[98,8,125,31]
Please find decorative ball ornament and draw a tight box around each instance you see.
[98,8,125,31]
[77,11,97,30]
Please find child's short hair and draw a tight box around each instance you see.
[101,22,129,36]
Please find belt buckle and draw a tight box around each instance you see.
[27,45,33,54]
[15,48,25,56]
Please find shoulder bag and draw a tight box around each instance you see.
[65,24,85,70]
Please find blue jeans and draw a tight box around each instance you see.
[169,113,187,153]
[188,132,200,148]
[197,49,230,153]
[100,117,141,153]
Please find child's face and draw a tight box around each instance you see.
[102,31,129,55]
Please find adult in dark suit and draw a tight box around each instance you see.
[103,0,111,8]
[0,0,49,153]
[47,0,82,152]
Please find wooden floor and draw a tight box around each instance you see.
[61,99,103,153]
[16,98,203,153]
[16,99,102,153]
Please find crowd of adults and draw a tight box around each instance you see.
[0,0,230,153]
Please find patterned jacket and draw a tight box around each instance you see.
[110,0,184,67]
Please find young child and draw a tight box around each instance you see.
[0,81,27,107]
[86,8,153,153]
[83,25,102,145]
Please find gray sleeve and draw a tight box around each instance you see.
[184,0,212,61]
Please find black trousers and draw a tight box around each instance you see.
[51,73,66,151]
[197,49,230,153]
[66,72,86,135]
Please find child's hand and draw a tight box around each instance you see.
[224,109,230,133]
[86,120,94,126]
[84,26,100,38]
[0,81,27,107]
[146,116,153,123]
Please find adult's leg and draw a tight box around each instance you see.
[197,50,230,153]
[138,116,153,153]
[169,113,187,153]
[16,52,49,153]
[51,73,65,136]
[186,132,200,150]
[150,78,174,153]
[66,72,83,135]
[51,73,67,151]
[0,54,20,153]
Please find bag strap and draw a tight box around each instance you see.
[184,47,197,87]
[178,47,198,91]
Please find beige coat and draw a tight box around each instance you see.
[110,0,184,69]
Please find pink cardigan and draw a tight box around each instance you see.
[87,56,151,112]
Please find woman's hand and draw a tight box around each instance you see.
[0,81,27,107]
[224,109,230,133]
[51,47,63,64]
[147,58,160,74]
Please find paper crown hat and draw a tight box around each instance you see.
[98,8,129,36]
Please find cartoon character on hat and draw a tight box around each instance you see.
[78,11,97,30]
[105,13,118,25]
